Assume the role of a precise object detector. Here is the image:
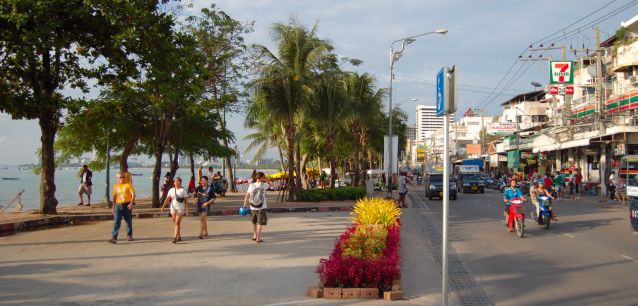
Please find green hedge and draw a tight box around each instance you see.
[297,187,366,202]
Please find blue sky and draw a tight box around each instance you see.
[1,0,636,164]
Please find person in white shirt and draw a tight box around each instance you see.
[609,171,618,200]
[397,171,414,208]
[243,172,271,243]
[161,177,190,243]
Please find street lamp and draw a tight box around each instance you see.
[104,127,117,205]
[387,29,447,197]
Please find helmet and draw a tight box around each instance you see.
[239,206,250,216]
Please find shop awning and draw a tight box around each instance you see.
[532,138,591,153]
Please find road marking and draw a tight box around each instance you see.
[621,255,638,263]
[562,233,575,238]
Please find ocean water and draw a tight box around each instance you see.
[0,167,277,211]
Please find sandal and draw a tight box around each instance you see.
[127,236,133,241]
[172,238,177,243]
[251,237,257,241]
[256,239,264,243]
[177,236,181,242]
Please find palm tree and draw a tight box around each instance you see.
[308,73,346,188]
[343,72,381,186]
[250,20,331,201]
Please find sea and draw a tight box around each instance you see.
[0,167,278,211]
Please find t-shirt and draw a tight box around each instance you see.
[554,174,564,187]
[503,187,523,203]
[398,176,407,193]
[195,185,215,205]
[543,177,553,188]
[246,182,270,210]
[168,187,189,209]
[113,183,135,204]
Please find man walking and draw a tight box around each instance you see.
[243,172,270,243]
[609,170,618,200]
[109,171,136,244]
[77,165,93,206]
[397,171,414,208]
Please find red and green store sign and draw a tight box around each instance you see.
[605,90,638,113]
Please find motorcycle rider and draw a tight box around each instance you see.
[532,181,557,223]
[503,178,527,232]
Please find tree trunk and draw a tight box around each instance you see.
[361,134,369,173]
[170,146,180,179]
[190,153,195,182]
[285,123,296,201]
[295,136,302,191]
[277,144,286,172]
[152,149,163,208]
[300,153,309,189]
[351,125,361,187]
[119,128,143,172]
[38,114,58,214]
[326,133,336,189]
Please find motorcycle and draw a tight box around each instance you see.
[531,196,552,230]
[503,197,526,238]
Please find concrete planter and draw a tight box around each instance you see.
[323,287,342,299]
[360,288,379,299]
[341,288,361,299]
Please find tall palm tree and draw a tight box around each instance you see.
[250,20,330,201]
[343,72,380,186]
[309,73,346,188]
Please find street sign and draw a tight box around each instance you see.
[436,65,458,117]
[436,67,446,116]
[549,85,574,95]
[549,61,574,84]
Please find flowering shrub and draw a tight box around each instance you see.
[316,224,401,289]
[340,225,387,260]
[351,198,401,227]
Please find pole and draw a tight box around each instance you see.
[104,130,110,205]
[387,50,395,197]
[222,106,226,174]
[442,112,450,306]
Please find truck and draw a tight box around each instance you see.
[456,164,485,194]
[424,163,457,201]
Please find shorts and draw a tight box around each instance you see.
[197,202,209,214]
[78,184,92,195]
[251,209,268,225]
[170,203,185,216]
[399,192,407,198]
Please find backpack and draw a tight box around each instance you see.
[250,183,266,208]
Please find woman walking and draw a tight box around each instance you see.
[195,175,216,239]
[161,177,190,243]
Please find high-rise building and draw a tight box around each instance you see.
[415,105,454,142]
[406,124,417,141]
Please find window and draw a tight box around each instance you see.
[516,115,522,123]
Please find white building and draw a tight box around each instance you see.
[416,105,454,142]
[406,124,417,141]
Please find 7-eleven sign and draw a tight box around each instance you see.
[549,61,573,84]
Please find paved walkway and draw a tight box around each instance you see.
[0,195,446,305]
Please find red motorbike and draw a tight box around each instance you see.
[503,198,526,238]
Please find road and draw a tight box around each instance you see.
[410,187,638,306]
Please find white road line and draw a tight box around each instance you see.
[562,233,575,238]
[621,255,638,263]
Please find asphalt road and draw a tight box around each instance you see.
[410,187,638,306]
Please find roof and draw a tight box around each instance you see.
[600,35,617,48]
[500,90,545,106]
[463,108,476,117]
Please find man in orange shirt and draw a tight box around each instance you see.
[109,171,136,244]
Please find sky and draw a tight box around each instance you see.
[1,0,636,165]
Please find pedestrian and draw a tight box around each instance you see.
[77,164,93,206]
[207,166,215,182]
[160,172,170,205]
[188,176,196,195]
[543,173,553,190]
[109,171,135,244]
[320,170,328,189]
[195,174,216,239]
[243,171,270,243]
[397,171,414,208]
[161,177,190,243]
[608,171,617,200]
[615,177,628,204]
[567,170,575,197]
[574,168,583,194]
[553,171,564,200]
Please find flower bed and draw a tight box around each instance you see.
[314,198,401,299]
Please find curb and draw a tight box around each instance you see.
[0,206,353,237]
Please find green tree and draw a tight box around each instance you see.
[250,19,331,200]
[186,4,253,192]
[0,0,172,213]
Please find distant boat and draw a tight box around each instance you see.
[0,166,8,170]
[131,173,144,176]
[2,177,19,180]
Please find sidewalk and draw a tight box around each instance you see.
[0,192,355,237]
[0,196,444,305]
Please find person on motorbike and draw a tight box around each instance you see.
[503,178,527,231]
[535,183,557,221]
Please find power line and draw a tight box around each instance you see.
[394,74,526,95]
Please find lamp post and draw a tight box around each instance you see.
[104,127,117,205]
[387,29,447,197]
